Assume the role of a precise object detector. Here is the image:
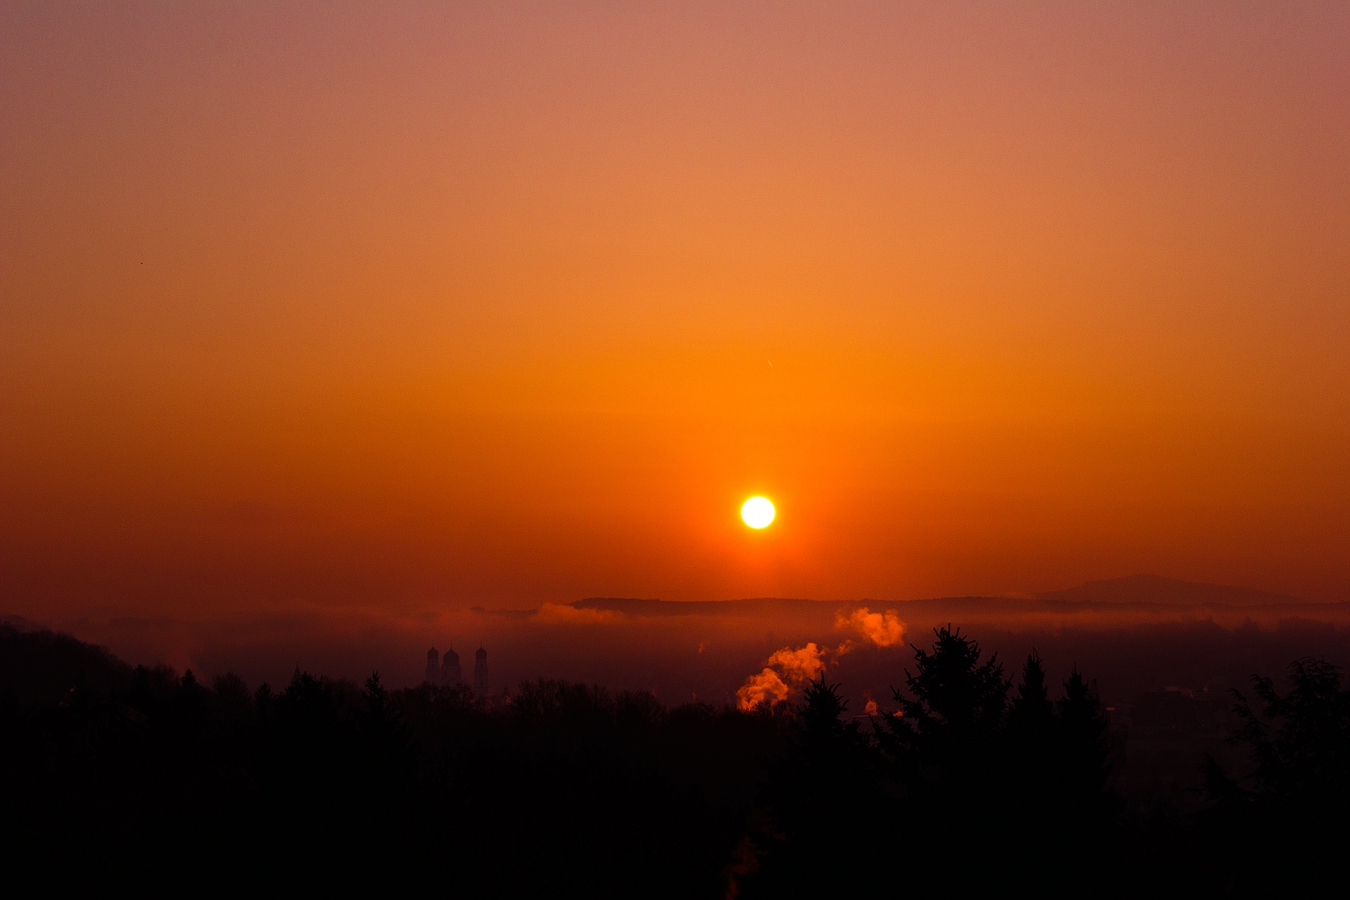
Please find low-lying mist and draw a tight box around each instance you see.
[17,575,1350,715]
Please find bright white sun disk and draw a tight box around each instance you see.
[741,496,775,529]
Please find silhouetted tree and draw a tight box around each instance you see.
[901,626,1008,731]
[1201,657,1350,891]
[1057,667,1113,807]
[1044,667,1117,888]
[882,625,1009,786]
[872,627,1012,891]
[739,673,888,898]
[1232,657,1350,802]
[1009,650,1054,730]
[1003,652,1060,878]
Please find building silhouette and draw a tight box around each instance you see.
[474,647,488,698]
[441,647,462,687]
[425,647,439,685]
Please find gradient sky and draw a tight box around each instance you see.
[3,1,1348,628]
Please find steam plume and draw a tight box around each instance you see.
[736,668,790,712]
[765,643,826,683]
[736,641,825,711]
[837,607,906,647]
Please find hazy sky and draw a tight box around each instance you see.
[3,1,1348,626]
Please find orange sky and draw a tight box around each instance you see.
[3,1,1348,626]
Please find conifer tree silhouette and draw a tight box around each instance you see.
[1057,668,1112,804]
[738,673,887,899]
[1004,651,1059,876]
[1045,667,1115,887]
[1009,650,1054,729]
[883,625,1009,783]
[1231,657,1350,802]
[874,626,1012,892]
[1200,657,1350,892]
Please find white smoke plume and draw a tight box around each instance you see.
[836,607,906,647]
[765,643,826,683]
[736,668,790,712]
[736,641,826,712]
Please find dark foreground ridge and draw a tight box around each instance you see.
[2,621,1347,896]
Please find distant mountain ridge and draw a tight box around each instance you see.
[1033,574,1298,607]
[575,597,833,617]
[574,575,1302,617]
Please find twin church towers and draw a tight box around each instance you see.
[426,645,489,698]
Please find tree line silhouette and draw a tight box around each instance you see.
[2,621,1346,895]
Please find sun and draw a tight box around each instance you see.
[741,496,775,529]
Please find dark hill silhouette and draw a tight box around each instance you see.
[577,597,832,616]
[0,622,132,704]
[1034,574,1298,607]
[575,575,1302,619]
[576,595,1025,616]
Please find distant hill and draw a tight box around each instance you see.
[576,597,834,616]
[0,623,133,704]
[1034,574,1298,607]
[576,595,1018,617]
[576,575,1301,618]
[1,613,46,632]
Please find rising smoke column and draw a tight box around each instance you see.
[736,642,825,712]
[736,668,790,712]
[736,609,907,712]
[836,607,906,647]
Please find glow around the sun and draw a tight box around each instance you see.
[741,496,775,529]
